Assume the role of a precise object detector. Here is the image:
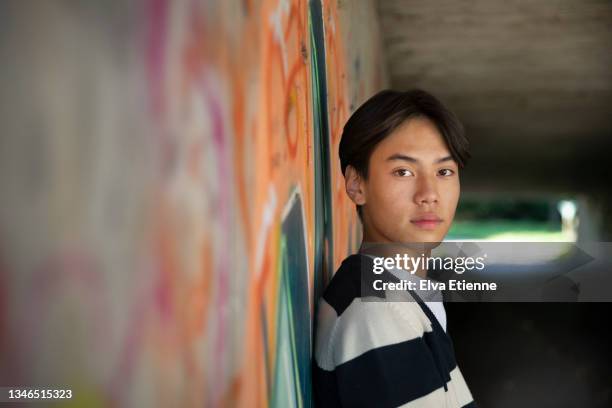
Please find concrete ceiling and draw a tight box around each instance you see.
[376,0,612,193]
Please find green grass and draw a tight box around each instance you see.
[446,220,573,242]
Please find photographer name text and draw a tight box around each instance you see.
[373,279,497,291]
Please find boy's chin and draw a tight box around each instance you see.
[402,230,447,245]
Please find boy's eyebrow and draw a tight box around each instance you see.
[386,154,455,164]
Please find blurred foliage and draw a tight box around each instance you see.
[455,198,560,222]
[446,220,567,241]
[449,198,572,241]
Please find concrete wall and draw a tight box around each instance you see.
[0,1,386,406]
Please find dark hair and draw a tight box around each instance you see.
[338,89,470,217]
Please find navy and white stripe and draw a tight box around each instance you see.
[313,254,475,407]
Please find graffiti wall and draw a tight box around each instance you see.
[0,0,387,406]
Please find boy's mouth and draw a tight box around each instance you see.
[410,214,443,230]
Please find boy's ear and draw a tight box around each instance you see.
[344,165,366,206]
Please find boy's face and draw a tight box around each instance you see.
[349,117,460,244]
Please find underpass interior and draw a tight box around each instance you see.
[375,1,612,405]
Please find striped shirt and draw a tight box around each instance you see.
[366,254,447,333]
[313,254,475,407]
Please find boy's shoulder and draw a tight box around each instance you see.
[321,253,371,316]
[322,253,398,316]
[327,253,372,286]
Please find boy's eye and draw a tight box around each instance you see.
[393,169,414,177]
[438,168,455,177]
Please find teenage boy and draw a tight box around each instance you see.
[313,90,475,407]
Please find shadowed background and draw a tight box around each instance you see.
[377,1,612,406]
